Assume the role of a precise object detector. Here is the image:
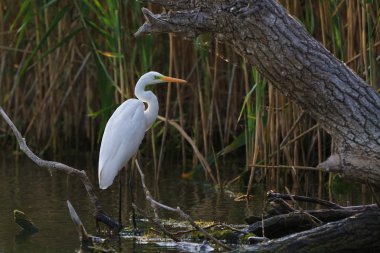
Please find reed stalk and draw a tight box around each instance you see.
[1,0,379,193]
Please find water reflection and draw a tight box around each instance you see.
[0,154,256,252]
[0,153,370,252]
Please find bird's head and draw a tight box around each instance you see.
[141,71,187,85]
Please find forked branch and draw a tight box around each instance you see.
[0,106,120,230]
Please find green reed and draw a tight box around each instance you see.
[1,0,379,193]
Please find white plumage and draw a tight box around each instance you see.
[98,71,187,189]
[98,100,146,189]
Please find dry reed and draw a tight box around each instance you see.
[1,0,379,194]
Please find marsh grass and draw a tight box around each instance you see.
[1,1,379,195]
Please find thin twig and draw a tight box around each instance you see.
[218,223,245,233]
[261,213,265,238]
[247,164,322,171]
[267,190,343,209]
[135,159,232,251]
[132,204,180,242]
[135,160,161,218]
[367,182,380,208]
[280,124,319,149]
[279,111,305,148]
[284,187,323,227]
[175,208,232,250]
[0,106,120,230]
[172,222,243,236]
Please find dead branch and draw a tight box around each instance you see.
[134,160,232,251]
[0,106,120,231]
[284,187,322,227]
[247,164,321,171]
[267,190,343,209]
[67,200,89,241]
[67,201,111,252]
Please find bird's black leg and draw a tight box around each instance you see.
[129,163,137,231]
[118,167,125,227]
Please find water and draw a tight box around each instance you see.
[0,154,260,252]
[0,154,370,252]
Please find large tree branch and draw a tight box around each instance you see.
[135,0,380,185]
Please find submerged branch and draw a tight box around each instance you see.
[67,200,89,241]
[0,106,120,230]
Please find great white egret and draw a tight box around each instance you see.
[98,71,187,189]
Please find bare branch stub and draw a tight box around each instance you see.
[134,7,216,38]
[0,106,120,231]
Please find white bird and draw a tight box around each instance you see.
[98,71,187,189]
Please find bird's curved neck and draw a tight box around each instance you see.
[135,79,159,129]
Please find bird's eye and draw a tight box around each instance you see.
[154,75,161,80]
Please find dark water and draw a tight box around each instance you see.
[0,154,260,252]
[0,154,371,252]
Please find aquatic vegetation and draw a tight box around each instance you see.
[1,1,379,192]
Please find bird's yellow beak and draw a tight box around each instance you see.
[161,76,187,83]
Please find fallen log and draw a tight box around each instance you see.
[237,210,380,252]
[243,212,318,238]
[244,207,378,238]
[245,192,379,238]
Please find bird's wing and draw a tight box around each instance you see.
[98,99,146,189]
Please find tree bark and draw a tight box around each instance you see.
[244,208,377,238]
[135,0,380,186]
[237,210,380,253]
